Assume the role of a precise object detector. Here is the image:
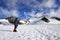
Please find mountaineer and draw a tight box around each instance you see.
[7,16,19,32]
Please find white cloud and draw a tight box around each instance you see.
[24,10,44,19]
[24,8,60,20]
[1,0,57,10]
[28,11,36,17]
[43,0,56,8]
[10,10,19,17]
[48,8,60,18]
[0,0,59,19]
[19,0,57,9]
[6,0,18,9]
[0,7,19,17]
[35,12,43,17]
[0,0,19,17]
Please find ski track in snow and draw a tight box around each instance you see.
[0,24,60,40]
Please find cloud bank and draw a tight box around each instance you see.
[23,0,60,19]
[0,0,60,19]
[0,7,19,17]
[0,0,18,17]
[49,8,60,18]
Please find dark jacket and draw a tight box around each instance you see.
[8,17,19,26]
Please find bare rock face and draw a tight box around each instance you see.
[52,17,60,21]
[41,17,50,23]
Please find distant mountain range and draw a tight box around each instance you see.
[28,16,60,24]
[0,16,60,25]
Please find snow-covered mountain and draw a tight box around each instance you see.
[0,16,60,25]
[28,17,60,25]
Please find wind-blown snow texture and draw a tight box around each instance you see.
[0,24,60,40]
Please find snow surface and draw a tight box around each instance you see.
[28,17,60,24]
[0,18,60,40]
[0,19,12,25]
[0,24,60,40]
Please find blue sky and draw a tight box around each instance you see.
[0,0,60,20]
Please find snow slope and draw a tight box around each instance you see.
[0,19,12,25]
[0,17,60,25]
[28,17,60,24]
[0,24,60,40]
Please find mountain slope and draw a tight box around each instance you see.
[0,25,60,40]
[28,17,60,24]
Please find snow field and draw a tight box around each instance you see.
[0,24,60,40]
